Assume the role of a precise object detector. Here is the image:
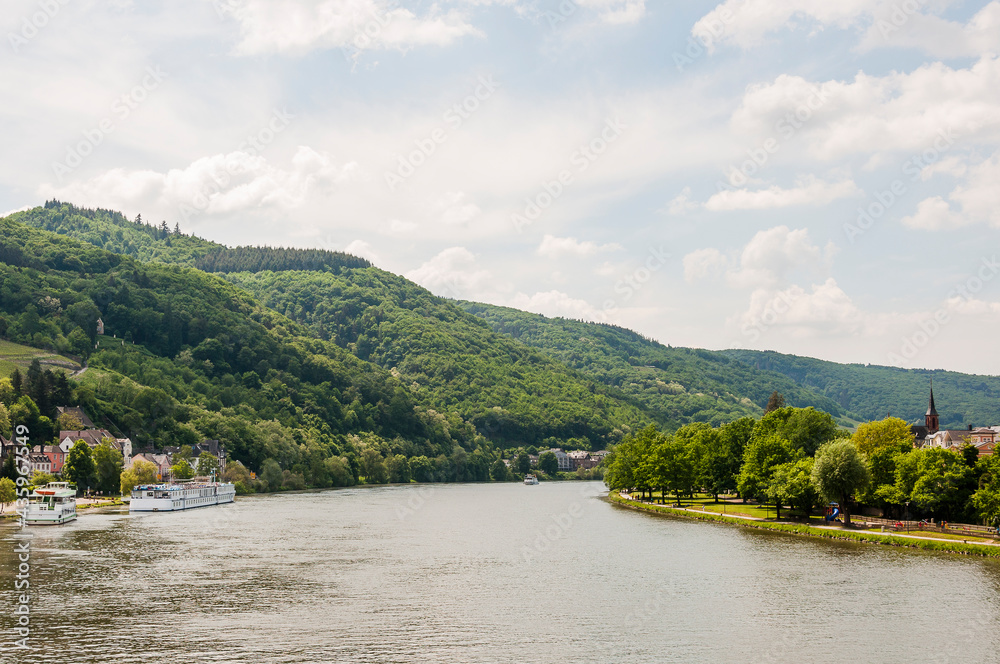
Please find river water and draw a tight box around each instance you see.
[3,481,1000,663]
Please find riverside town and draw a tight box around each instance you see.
[4,3,1000,661]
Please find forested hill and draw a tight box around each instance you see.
[10,202,1000,442]
[723,349,1000,429]
[1,205,653,457]
[10,201,369,273]
[457,302,849,425]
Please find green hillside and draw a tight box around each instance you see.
[722,349,1000,429]
[218,269,651,447]
[456,302,851,425]
[0,214,509,481]
[0,206,651,459]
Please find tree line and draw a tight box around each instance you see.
[603,402,1000,526]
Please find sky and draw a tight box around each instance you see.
[2,0,999,374]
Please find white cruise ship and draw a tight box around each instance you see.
[25,482,78,525]
[130,481,236,512]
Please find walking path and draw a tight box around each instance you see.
[618,492,998,546]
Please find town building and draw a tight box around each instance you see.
[911,385,996,458]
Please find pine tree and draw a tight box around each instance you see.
[764,391,785,414]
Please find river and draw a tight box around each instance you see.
[2,481,1000,663]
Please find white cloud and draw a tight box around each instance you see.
[507,290,604,320]
[858,1,1000,57]
[729,55,1000,163]
[739,278,866,338]
[727,226,824,288]
[1,204,33,218]
[705,176,860,211]
[436,191,481,225]
[405,246,496,300]
[682,248,727,283]
[537,234,621,259]
[692,0,877,51]
[903,152,1000,229]
[39,146,358,225]
[225,0,483,56]
[379,219,417,236]
[661,186,698,215]
[343,239,380,262]
[693,0,1000,57]
[575,0,646,25]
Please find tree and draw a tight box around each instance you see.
[754,407,842,456]
[120,459,158,496]
[170,458,195,480]
[0,377,15,406]
[852,417,915,457]
[737,434,797,503]
[30,471,56,486]
[360,448,388,484]
[387,454,411,483]
[811,441,870,526]
[63,440,97,494]
[538,451,558,476]
[515,452,531,475]
[907,448,973,520]
[648,436,695,504]
[0,402,10,438]
[260,459,283,491]
[93,441,123,494]
[11,368,23,397]
[56,411,85,432]
[490,458,510,482]
[767,458,817,519]
[853,417,914,515]
[324,456,355,487]
[0,477,15,513]
[764,391,785,414]
[196,452,220,478]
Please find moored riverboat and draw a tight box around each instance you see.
[129,481,236,512]
[524,474,539,485]
[25,482,78,525]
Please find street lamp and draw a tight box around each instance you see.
[905,501,910,533]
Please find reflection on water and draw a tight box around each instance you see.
[3,482,1000,663]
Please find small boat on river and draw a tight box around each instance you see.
[25,482,78,525]
[524,474,539,485]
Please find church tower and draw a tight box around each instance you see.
[925,382,940,434]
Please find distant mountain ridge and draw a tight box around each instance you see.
[9,201,1000,440]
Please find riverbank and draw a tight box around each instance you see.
[606,491,1000,558]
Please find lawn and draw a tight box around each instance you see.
[0,338,81,376]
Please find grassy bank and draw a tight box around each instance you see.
[607,491,1000,558]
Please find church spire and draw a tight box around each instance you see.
[925,380,939,433]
